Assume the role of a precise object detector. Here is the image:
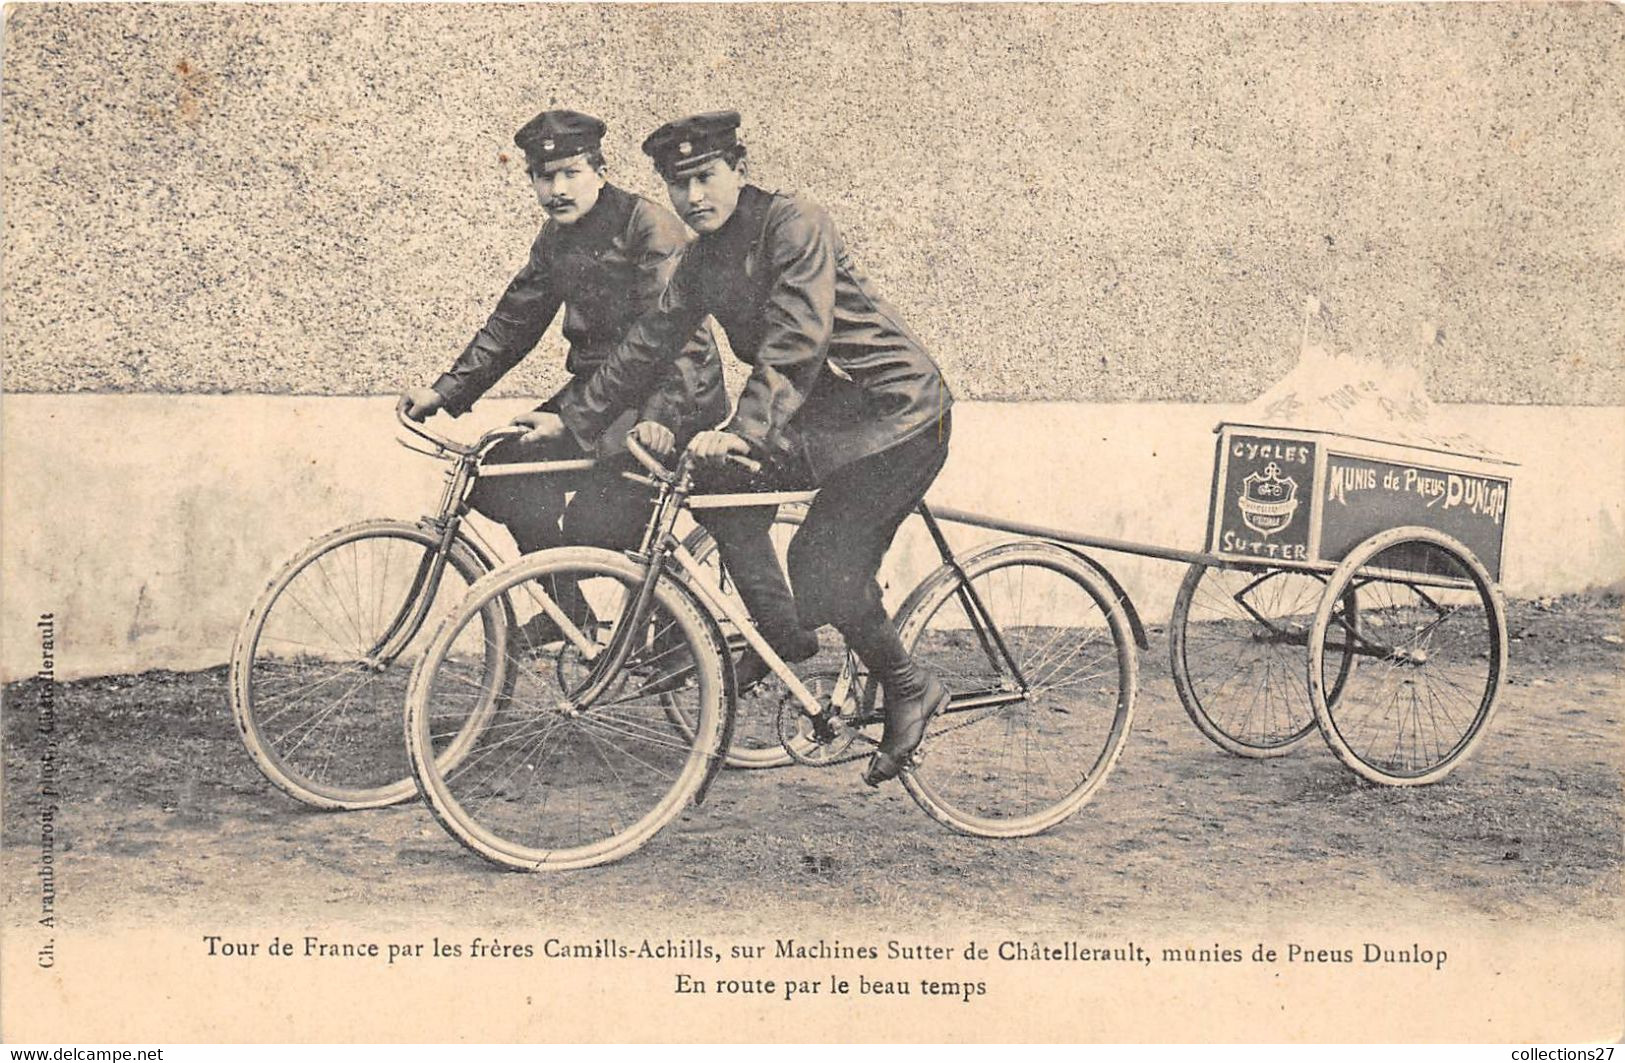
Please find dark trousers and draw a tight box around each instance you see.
[696,415,952,660]
[467,434,652,555]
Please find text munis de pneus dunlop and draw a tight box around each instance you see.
[199,932,1450,1003]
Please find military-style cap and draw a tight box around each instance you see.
[642,111,742,178]
[514,109,606,169]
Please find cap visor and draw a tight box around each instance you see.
[659,149,726,179]
[531,150,595,174]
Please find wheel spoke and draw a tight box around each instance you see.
[233,527,499,806]
[900,545,1134,836]
[1310,533,1501,783]
[406,552,722,868]
[1172,566,1321,755]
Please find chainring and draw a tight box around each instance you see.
[774,667,882,767]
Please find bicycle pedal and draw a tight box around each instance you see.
[808,712,845,744]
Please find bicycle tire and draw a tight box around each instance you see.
[894,540,1138,837]
[406,547,727,870]
[1169,563,1356,758]
[1307,526,1507,785]
[230,519,510,809]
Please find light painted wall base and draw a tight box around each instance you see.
[3,395,1620,680]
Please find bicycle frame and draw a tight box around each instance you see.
[688,507,1036,722]
[548,444,833,714]
[366,400,598,668]
[916,505,1031,697]
[547,439,1037,732]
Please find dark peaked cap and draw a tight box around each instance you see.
[514,110,606,165]
[642,111,742,178]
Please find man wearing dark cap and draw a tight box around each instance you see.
[403,109,726,644]
[542,110,955,786]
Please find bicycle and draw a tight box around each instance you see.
[229,401,807,810]
[403,436,1140,870]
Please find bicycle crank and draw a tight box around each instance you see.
[775,671,881,767]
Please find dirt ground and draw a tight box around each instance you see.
[4,593,1620,935]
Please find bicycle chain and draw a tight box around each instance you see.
[771,669,882,768]
[778,706,880,767]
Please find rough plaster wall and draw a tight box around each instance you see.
[3,3,1621,404]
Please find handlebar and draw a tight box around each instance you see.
[624,433,680,483]
[396,396,525,459]
[624,433,763,484]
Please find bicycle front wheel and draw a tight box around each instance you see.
[1308,527,1506,785]
[895,541,1138,837]
[406,547,727,870]
[230,520,508,809]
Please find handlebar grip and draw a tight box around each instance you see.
[397,394,432,427]
[624,433,676,482]
[724,453,763,475]
[396,393,468,454]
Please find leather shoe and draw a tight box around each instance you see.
[511,612,566,659]
[863,674,949,786]
[733,630,820,694]
[733,648,774,693]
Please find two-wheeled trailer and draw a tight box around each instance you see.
[929,421,1514,786]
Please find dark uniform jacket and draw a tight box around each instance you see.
[555,184,952,479]
[432,182,727,454]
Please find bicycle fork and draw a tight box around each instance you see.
[363,455,484,669]
[361,516,465,670]
[553,462,738,712]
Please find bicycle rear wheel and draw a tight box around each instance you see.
[1308,527,1506,785]
[894,540,1137,837]
[230,519,508,809]
[406,547,727,870]
[1170,563,1355,757]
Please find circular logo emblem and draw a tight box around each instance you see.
[1237,462,1300,537]
[541,138,555,151]
[678,141,693,155]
